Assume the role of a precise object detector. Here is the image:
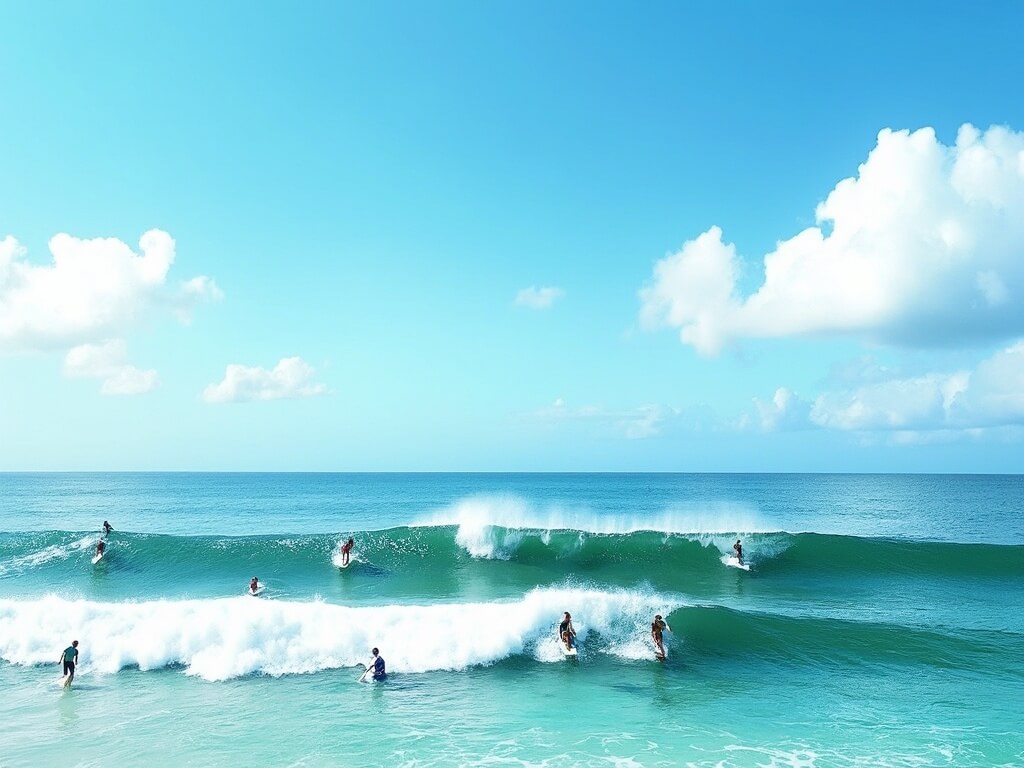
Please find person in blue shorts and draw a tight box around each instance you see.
[60,640,79,687]
[368,647,386,680]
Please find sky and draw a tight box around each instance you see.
[2,1,1023,472]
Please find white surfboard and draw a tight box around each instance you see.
[563,645,578,657]
[91,551,104,565]
[248,583,266,596]
[722,555,750,571]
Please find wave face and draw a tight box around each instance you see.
[3,527,1020,594]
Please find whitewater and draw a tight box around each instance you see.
[1,472,1022,767]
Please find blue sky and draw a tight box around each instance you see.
[2,2,1023,471]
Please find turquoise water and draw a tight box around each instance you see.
[1,473,1022,766]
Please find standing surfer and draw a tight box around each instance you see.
[249,576,259,594]
[733,539,744,565]
[558,612,576,651]
[59,640,79,688]
[102,521,113,535]
[95,540,106,558]
[651,614,671,660]
[340,537,354,567]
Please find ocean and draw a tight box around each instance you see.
[0,473,1021,767]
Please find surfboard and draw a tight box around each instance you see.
[91,551,104,565]
[722,555,750,571]
[339,559,351,570]
[563,645,578,657]
[248,583,266,596]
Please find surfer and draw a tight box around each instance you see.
[95,540,106,557]
[733,539,744,565]
[59,640,79,687]
[368,647,386,680]
[102,521,113,535]
[558,612,576,651]
[249,576,259,594]
[340,537,354,567]
[651,614,671,660]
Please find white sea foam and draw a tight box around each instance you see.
[0,534,98,576]
[0,588,683,681]
[416,495,775,559]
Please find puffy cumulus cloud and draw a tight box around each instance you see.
[752,387,812,432]
[202,356,329,404]
[0,229,221,352]
[515,286,564,310]
[808,342,1024,433]
[63,340,158,396]
[640,124,1024,354]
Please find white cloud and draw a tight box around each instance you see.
[641,124,1024,354]
[63,340,158,396]
[515,286,564,310]
[0,228,221,351]
[202,357,329,404]
[807,341,1024,433]
[753,387,812,431]
[531,398,693,439]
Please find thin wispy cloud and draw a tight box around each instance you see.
[515,286,564,310]
[202,356,329,404]
[640,124,1024,354]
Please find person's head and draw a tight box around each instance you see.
[655,614,662,621]
[348,537,354,544]
[564,612,571,619]
[736,539,741,544]
[72,640,78,647]
[371,647,379,656]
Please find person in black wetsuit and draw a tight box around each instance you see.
[102,521,113,535]
[733,539,743,565]
[368,647,386,680]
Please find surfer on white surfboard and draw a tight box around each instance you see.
[652,614,671,660]
[249,576,260,595]
[733,539,744,566]
[340,537,354,567]
[95,540,106,558]
[558,612,577,653]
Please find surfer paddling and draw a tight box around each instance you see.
[651,614,671,660]
[59,640,79,688]
[733,539,744,565]
[558,612,576,652]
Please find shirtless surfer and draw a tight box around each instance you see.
[558,612,576,651]
[651,614,671,660]
[95,540,106,558]
[249,576,259,594]
[340,537,354,567]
